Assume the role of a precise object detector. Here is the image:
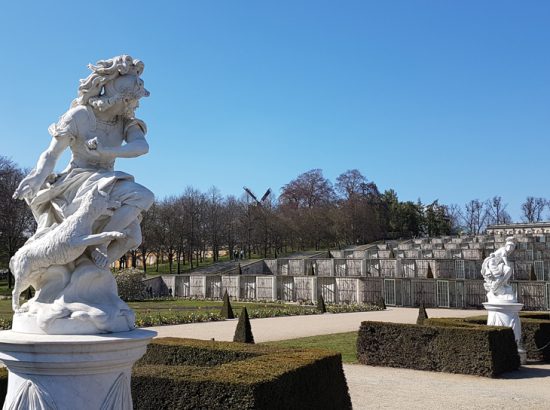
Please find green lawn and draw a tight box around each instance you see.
[0,280,11,297]
[0,299,12,319]
[263,331,359,363]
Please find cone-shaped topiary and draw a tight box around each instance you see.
[317,294,327,313]
[426,263,434,279]
[309,264,315,276]
[376,297,386,310]
[221,290,235,319]
[417,302,429,325]
[238,263,243,275]
[529,264,537,281]
[233,307,254,344]
[388,249,395,259]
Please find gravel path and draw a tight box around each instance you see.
[148,307,477,342]
[344,362,550,409]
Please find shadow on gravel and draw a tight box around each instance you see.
[500,364,550,380]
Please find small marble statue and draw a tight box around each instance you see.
[481,236,516,302]
[11,55,153,334]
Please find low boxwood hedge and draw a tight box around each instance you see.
[132,338,352,409]
[357,321,519,377]
[426,313,550,362]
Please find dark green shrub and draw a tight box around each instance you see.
[426,263,434,279]
[0,368,7,408]
[376,297,386,310]
[416,302,428,325]
[221,290,235,319]
[529,264,537,281]
[114,268,146,301]
[428,313,550,362]
[238,264,243,275]
[317,295,327,313]
[132,338,352,410]
[357,321,519,377]
[234,307,254,343]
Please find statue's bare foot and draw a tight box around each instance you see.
[92,245,109,269]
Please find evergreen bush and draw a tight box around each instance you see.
[317,295,327,313]
[114,268,146,301]
[427,313,550,362]
[221,290,235,319]
[234,307,254,343]
[357,321,519,377]
[416,302,428,325]
[426,264,434,279]
[529,264,537,281]
[132,338,352,410]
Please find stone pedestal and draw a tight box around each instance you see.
[483,302,526,364]
[0,329,156,410]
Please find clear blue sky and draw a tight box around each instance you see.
[1,1,549,220]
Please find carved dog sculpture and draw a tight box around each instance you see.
[9,186,124,312]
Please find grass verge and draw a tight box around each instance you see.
[263,331,358,364]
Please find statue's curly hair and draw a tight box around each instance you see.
[71,55,145,108]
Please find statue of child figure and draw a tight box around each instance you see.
[481,236,517,302]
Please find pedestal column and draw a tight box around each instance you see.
[0,329,155,410]
[483,302,526,364]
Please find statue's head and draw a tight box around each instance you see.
[504,236,516,254]
[72,55,150,118]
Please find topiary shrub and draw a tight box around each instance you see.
[428,313,550,362]
[221,290,235,319]
[132,338,352,410]
[114,268,146,301]
[234,307,254,344]
[357,321,519,377]
[426,263,434,279]
[529,264,537,281]
[416,302,428,325]
[317,294,327,313]
[376,297,386,310]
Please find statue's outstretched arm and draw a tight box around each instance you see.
[13,137,70,200]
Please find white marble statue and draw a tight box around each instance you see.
[481,236,525,362]
[10,55,153,334]
[481,236,516,302]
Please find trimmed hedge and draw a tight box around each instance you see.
[0,368,7,408]
[427,313,550,362]
[132,338,352,409]
[357,321,520,377]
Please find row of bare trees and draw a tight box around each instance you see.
[138,169,457,272]
[1,156,549,274]
[458,196,550,235]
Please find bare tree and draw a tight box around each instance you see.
[487,196,512,225]
[462,199,489,235]
[0,157,36,287]
[521,197,546,223]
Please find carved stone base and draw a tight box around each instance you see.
[0,329,155,410]
[483,302,526,364]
